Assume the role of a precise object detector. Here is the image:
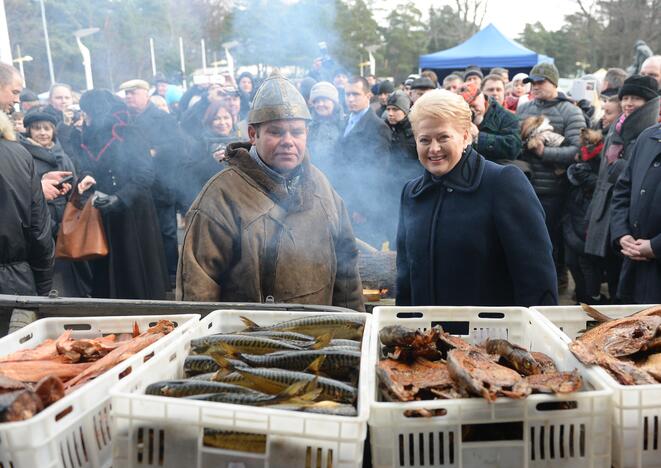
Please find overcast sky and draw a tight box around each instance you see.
[374,0,580,39]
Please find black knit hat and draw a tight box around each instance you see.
[463,65,483,81]
[378,80,394,95]
[618,75,659,101]
[23,110,58,128]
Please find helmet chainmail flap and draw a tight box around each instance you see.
[248,73,312,125]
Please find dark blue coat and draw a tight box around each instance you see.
[396,148,558,307]
[610,123,661,303]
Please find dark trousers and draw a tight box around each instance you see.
[539,195,566,279]
[154,200,179,279]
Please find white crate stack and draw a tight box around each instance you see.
[367,306,613,468]
[0,314,199,468]
[535,305,661,468]
[110,309,371,468]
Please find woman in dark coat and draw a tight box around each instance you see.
[20,109,93,297]
[396,90,557,307]
[585,76,660,298]
[237,71,255,121]
[610,123,661,303]
[72,90,168,300]
[182,100,238,208]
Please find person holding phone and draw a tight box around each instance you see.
[19,108,95,296]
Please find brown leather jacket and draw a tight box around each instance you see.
[176,142,364,311]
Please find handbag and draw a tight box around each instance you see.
[55,191,109,260]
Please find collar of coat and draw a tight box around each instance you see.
[617,96,660,143]
[225,141,315,212]
[411,146,485,197]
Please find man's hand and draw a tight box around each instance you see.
[42,170,72,182]
[41,179,70,201]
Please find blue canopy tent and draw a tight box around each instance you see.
[420,24,553,79]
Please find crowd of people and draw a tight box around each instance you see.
[0,51,660,308]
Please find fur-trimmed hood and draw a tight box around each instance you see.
[0,111,16,141]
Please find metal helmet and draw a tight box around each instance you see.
[248,73,311,125]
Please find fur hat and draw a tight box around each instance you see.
[24,110,58,128]
[618,75,659,102]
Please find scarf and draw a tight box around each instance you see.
[580,142,604,161]
[605,114,627,165]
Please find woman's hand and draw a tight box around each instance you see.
[78,175,96,194]
[620,235,654,261]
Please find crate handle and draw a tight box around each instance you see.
[396,312,423,319]
[462,421,523,442]
[118,366,132,380]
[143,351,155,362]
[403,408,447,418]
[477,312,505,319]
[19,332,33,344]
[149,321,180,328]
[536,401,578,411]
[55,405,74,422]
[63,323,92,331]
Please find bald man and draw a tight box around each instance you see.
[640,56,661,90]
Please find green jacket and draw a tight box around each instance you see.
[475,98,522,162]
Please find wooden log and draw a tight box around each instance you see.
[358,250,396,294]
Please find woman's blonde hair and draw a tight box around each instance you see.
[409,89,472,134]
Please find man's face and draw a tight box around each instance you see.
[334,74,348,89]
[223,95,241,118]
[378,92,389,106]
[249,119,307,173]
[469,93,487,125]
[640,61,661,89]
[345,81,370,113]
[0,74,22,113]
[531,79,557,101]
[386,105,406,125]
[49,86,73,112]
[156,82,168,97]
[410,88,430,104]
[124,88,150,112]
[443,79,461,92]
[482,79,505,105]
[465,75,481,87]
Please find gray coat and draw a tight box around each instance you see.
[585,97,660,257]
[517,95,585,197]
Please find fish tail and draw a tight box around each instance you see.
[310,333,333,350]
[218,342,241,357]
[304,355,326,374]
[580,303,612,323]
[278,378,322,403]
[239,316,261,331]
[210,352,236,370]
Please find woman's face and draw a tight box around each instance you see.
[211,107,233,136]
[29,122,55,147]
[601,101,621,129]
[620,95,646,116]
[239,77,253,94]
[312,97,335,118]
[415,117,469,177]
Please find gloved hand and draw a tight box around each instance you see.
[93,193,122,212]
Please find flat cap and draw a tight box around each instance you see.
[119,79,150,92]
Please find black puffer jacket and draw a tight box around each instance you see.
[517,94,585,197]
[0,137,54,295]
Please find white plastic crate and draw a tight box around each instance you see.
[0,314,199,468]
[367,306,613,468]
[110,309,371,468]
[535,304,661,468]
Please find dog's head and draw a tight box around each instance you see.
[579,128,603,147]
[520,115,545,141]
